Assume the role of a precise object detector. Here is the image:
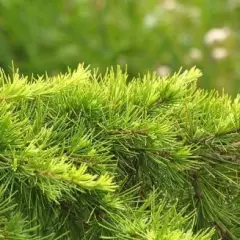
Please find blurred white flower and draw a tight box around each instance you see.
[184,48,202,65]
[162,0,178,10]
[211,47,228,60]
[156,65,171,77]
[143,14,158,28]
[189,48,202,61]
[204,27,231,45]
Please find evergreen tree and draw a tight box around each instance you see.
[0,65,239,239]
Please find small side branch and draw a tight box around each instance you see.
[198,128,240,144]
[189,170,202,201]
[108,129,148,136]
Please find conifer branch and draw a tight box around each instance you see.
[0,66,238,239]
[198,128,240,143]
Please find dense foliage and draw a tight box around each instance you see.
[0,65,239,239]
[0,0,240,94]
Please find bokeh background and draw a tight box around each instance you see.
[0,0,239,95]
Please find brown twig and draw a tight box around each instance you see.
[214,222,233,240]
[154,151,171,158]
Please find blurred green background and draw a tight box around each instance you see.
[0,0,239,95]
